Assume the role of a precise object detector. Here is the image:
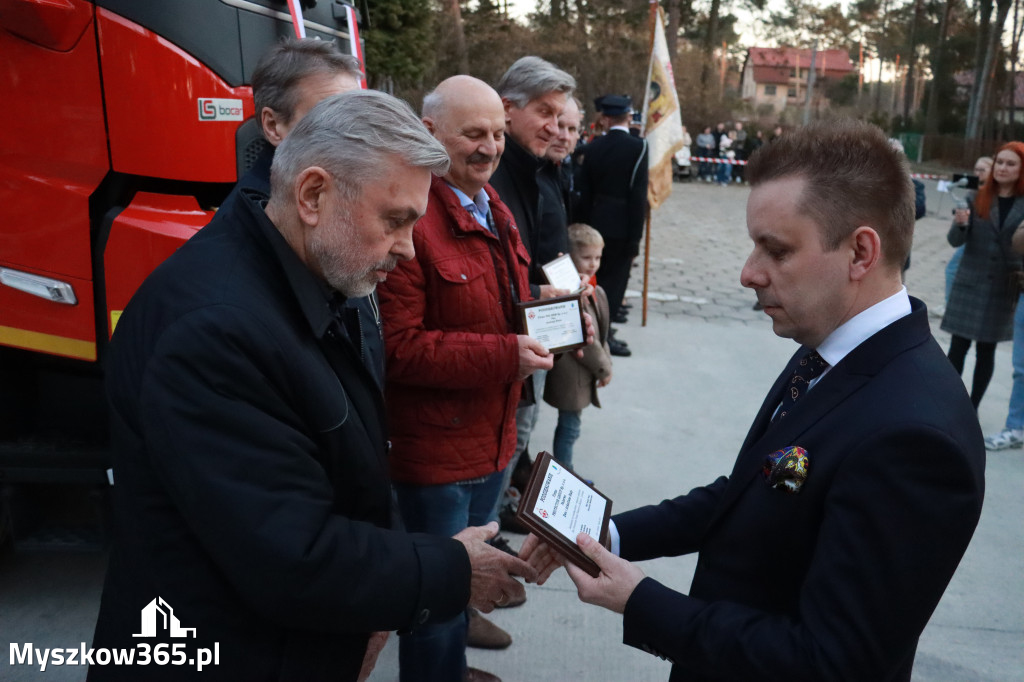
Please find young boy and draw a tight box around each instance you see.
[543,223,613,473]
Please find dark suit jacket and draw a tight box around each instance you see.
[613,299,985,681]
[491,135,569,299]
[89,189,470,681]
[577,129,649,244]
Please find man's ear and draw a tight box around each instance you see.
[422,117,436,135]
[294,167,331,227]
[261,107,289,147]
[849,226,882,281]
[502,97,514,123]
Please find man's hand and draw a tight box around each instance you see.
[357,631,389,682]
[573,312,597,360]
[454,522,538,613]
[565,532,645,614]
[539,284,571,299]
[518,533,565,585]
[517,335,553,380]
[597,371,612,388]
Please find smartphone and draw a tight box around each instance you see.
[952,173,980,190]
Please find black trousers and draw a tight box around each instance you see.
[598,237,638,320]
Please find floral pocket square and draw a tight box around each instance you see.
[762,446,809,493]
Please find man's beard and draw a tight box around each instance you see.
[310,228,396,298]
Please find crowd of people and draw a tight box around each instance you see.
[687,121,778,185]
[85,37,986,682]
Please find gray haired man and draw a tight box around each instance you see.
[89,90,536,682]
[489,56,577,539]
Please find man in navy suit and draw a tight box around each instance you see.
[524,119,985,681]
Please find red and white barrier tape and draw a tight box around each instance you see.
[689,156,747,166]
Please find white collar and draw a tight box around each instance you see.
[816,286,912,369]
[609,125,630,133]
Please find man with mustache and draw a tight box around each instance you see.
[90,91,535,681]
[376,76,552,682]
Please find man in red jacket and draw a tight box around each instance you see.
[376,75,553,682]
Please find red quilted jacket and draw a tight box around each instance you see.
[378,176,532,485]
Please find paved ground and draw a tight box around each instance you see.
[1,178,1021,681]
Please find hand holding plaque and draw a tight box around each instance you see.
[517,296,587,354]
[515,451,611,578]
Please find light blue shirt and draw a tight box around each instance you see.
[447,183,492,232]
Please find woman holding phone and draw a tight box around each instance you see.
[942,142,1024,409]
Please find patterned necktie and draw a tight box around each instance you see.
[774,350,829,422]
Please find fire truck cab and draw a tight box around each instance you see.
[0,0,362,543]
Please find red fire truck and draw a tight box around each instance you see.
[0,0,362,541]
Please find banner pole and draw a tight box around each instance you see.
[642,1,658,327]
[642,205,652,326]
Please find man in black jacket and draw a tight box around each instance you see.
[490,55,576,302]
[89,91,535,682]
[489,56,577,538]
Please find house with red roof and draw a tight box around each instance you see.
[741,47,856,114]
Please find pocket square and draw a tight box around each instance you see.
[763,446,809,493]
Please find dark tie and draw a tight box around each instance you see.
[774,350,829,422]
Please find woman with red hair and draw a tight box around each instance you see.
[942,141,1024,409]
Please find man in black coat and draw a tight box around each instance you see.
[524,120,985,681]
[576,94,649,353]
[88,91,535,682]
[488,56,577,539]
[545,96,584,224]
[490,55,577,302]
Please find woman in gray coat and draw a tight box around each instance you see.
[942,141,1024,408]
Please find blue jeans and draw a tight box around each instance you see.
[395,469,507,682]
[1006,294,1024,430]
[945,246,964,303]
[491,369,547,524]
[717,158,732,184]
[552,409,582,471]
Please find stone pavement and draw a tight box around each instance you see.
[2,178,1021,682]
[625,178,954,330]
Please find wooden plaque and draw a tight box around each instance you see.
[515,451,611,578]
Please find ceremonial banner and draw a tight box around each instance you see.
[641,5,684,209]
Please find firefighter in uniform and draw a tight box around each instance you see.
[576,94,648,356]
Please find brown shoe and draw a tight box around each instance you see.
[467,608,511,649]
[464,667,502,682]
